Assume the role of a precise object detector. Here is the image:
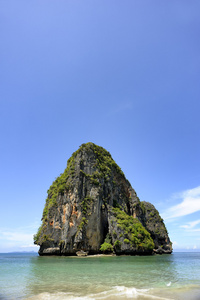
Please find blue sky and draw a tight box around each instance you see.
[0,1,200,252]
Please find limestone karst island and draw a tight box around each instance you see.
[34,143,172,256]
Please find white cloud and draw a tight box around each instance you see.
[0,231,33,242]
[0,221,41,251]
[188,228,200,232]
[21,244,39,248]
[180,219,200,229]
[162,186,200,220]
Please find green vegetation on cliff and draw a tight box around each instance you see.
[33,224,53,245]
[79,143,127,184]
[99,207,155,254]
[112,207,155,251]
[100,242,113,253]
[33,225,42,244]
[142,201,168,237]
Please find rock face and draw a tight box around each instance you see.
[34,143,172,255]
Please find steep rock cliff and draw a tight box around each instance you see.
[34,143,172,255]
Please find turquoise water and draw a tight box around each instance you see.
[0,252,200,300]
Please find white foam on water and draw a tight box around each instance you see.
[166,282,171,287]
[26,286,173,300]
[27,292,91,300]
[111,286,149,298]
[111,286,173,299]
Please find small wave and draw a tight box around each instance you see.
[27,286,173,300]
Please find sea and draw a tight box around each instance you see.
[0,252,200,300]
